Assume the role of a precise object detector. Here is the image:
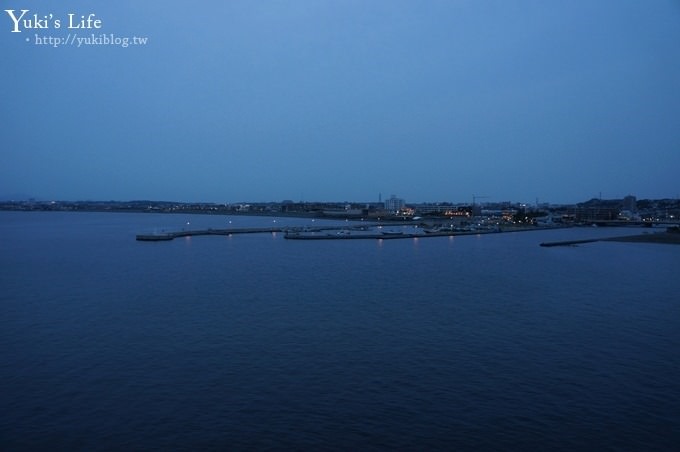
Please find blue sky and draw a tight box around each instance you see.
[3,0,679,204]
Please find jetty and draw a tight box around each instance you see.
[539,238,601,247]
[540,228,680,247]
[136,227,286,241]
[284,229,499,240]
[136,224,402,241]
[136,224,504,241]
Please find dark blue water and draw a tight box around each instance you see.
[2,211,679,450]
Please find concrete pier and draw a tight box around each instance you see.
[136,227,286,241]
[284,229,498,240]
[136,224,502,241]
[539,238,601,247]
[136,224,392,241]
[540,230,680,247]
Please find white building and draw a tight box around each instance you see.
[384,194,405,213]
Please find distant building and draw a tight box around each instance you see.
[384,194,405,213]
[572,207,619,222]
[622,195,637,212]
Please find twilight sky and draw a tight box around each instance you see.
[3,0,680,204]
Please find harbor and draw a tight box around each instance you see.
[283,228,501,240]
[136,220,680,245]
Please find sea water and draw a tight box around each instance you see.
[1,211,679,450]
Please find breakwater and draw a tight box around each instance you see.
[136,224,503,241]
[136,227,286,241]
[136,224,403,241]
[540,229,680,247]
[284,229,499,240]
